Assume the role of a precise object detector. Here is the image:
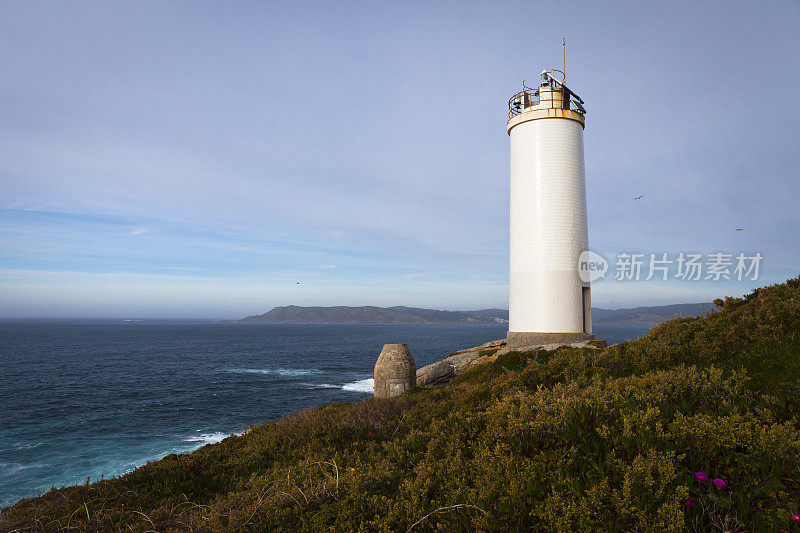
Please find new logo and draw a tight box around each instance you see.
[578,251,608,283]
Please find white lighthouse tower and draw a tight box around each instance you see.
[506,70,593,348]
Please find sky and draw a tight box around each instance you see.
[1,1,798,318]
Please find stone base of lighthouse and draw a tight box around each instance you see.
[506,331,594,349]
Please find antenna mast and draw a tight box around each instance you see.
[563,37,566,83]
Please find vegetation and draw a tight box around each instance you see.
[3,277,800,532]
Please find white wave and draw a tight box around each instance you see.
[182,432,228,445]
[0,462,46,476]
[301,383,341,389]
[113,431,241,476]
[225,368,322,377]
[342,378,374,393]
[13,442,42,450]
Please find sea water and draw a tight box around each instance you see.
[0,320,651,506]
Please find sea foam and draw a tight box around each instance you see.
[301,383,341,389]
[225,368,322,377]
[342,378,374,393]
[182,432,229,445]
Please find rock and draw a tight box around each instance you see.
[541,343,563,351]
[500,344,544,353]
[477,339,506,349]
[498,341,603,354]
[450,338,506,355]
[416,360,455,388]
[414,338,605,389]
[374,344,416,398]
[416,349,490,388]
[446,350,482,373]
[468,350,502,368]
[570,341,602,349]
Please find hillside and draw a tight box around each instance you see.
[591,302,711,324]
[241,305,509,324]
[241,303,709,325]
[3,278,799,531]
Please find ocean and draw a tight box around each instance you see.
[0,320,652,507]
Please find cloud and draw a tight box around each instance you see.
[0,2,796,317]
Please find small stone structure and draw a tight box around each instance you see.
[374,343,416,398]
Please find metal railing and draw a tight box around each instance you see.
[508,72,586,119]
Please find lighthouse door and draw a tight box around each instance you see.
[582,287,592,334]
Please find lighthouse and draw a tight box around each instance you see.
[506,70,593,348]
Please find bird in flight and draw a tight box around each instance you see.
[736,228,744,231]
[296,282,301,285]
[634,195,644,200]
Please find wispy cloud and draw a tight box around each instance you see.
[130,227,148,235]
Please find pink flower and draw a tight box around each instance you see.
[792,513,800,523]
[712,478,727,489]
[684,499,695,508]
[694,471,709,482]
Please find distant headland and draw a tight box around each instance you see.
[240,303,711,325]
[240,305,509,324]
